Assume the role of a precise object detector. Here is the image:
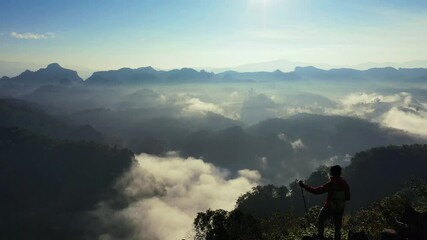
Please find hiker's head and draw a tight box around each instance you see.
[330,165,342,177]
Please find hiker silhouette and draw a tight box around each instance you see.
[299,165,350,240]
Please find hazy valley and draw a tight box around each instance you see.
[1,63,427,239]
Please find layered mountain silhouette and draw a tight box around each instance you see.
[0,98,104,142]
[1,64,427,91]
[1,63,427,240]
[85,66,214,85]
[0,63,82,85]
[2,95,422,184]
[216,69,300,81]
[0,63,83,96]
[176,114,423,183]
[84,65,427,84]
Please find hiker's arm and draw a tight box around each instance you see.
[302,181,330,195]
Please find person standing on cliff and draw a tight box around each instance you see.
[299,165,350,240]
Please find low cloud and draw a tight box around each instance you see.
[323,154,352,167]
[286,106,314,115]
[278,133,306,151]
[277,133,288,142]
[290,139,306,150]
[10,31,55,40]
[325,92,398,118]
[173,94,227,117]
[174,94,241,120]
[92,153,261,240]
[341,92,400,106]
[229,91,244,101]
[183,97,225,116]
[382,106,427,137]
[324,92,427,137]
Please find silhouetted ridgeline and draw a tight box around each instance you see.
[0,63,82,96]
[86,67,215,85]
[0,127,134,240]
[1,97,424,185]
[1,63,82,84]
[0,98,105,142]
[177,115,421,183]
[346,144,427,209]
[75,65,427,83]
[1,63,427,92]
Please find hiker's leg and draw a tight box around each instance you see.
[317,207,329,238]
[332,213,343,240]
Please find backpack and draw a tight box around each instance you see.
[330,190,346,213]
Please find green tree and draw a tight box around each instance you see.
[236,185,290,217]
[194,209,262,240]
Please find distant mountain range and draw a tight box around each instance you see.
[0,63,83,96]
[1,63,427,92]
[217,58,427,73]
[1,63,82,84]
[85,66,214,85]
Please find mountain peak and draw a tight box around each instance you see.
[6,62,83,86]
[180,67,197,72]
[138,66,155,71]
[294,66,321,71]
[46,63,63,70]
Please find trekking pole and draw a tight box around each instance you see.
[300,184,309,215]
[298,181,312,232]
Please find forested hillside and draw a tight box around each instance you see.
[0,98,104,142]
[0,127,134,239]
[194,145,427,240]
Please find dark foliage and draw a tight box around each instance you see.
[234,145,427,218]
[236,185,291,217]
[194,209,262,240]
[0,127,134,240]
[346,144,427,210]
[195,179,427,240]
[195,145,427,239]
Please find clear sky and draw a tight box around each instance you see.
[1,0,427,70]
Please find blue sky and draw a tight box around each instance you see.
[1,0,427,70]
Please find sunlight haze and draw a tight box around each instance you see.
[1,1,427,239]
[1,0,427,71]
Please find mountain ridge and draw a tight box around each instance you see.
[1,63,427,89]
[5,62,83,84]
